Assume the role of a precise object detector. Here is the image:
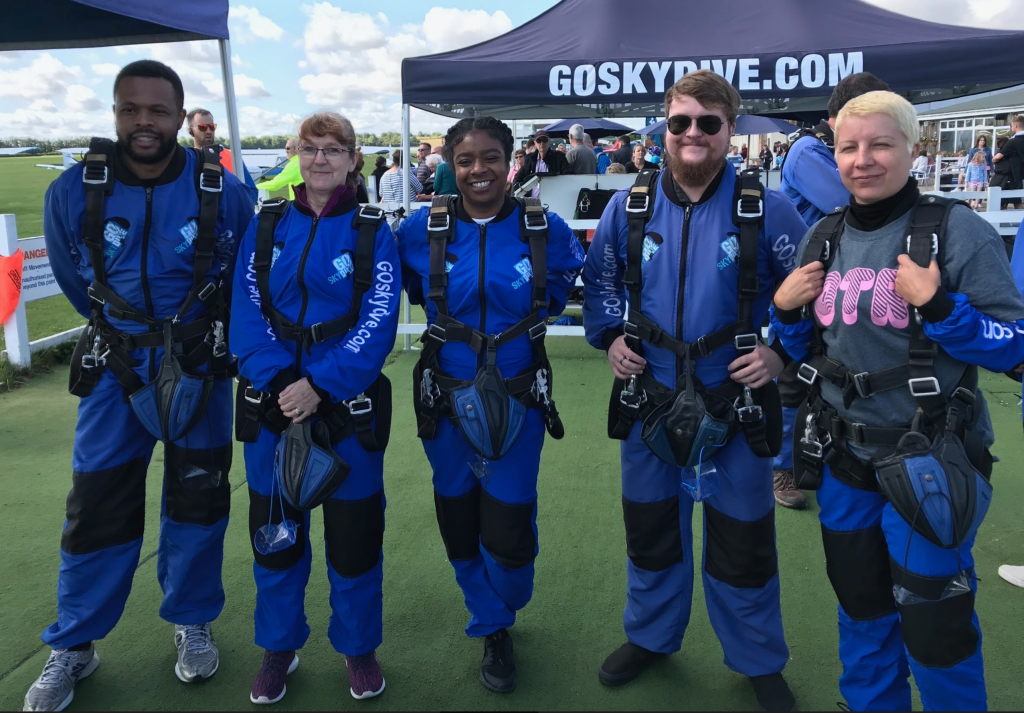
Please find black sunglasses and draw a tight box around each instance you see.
[666,114,725,136]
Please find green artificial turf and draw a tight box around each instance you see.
[1,341,1023,710]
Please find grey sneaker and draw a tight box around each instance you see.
[24,645,99,712]
[174,623,219,682]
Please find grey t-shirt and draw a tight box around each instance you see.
[566,143,598,174]
[797,203,1024,458]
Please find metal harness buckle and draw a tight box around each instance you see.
[735,385,762,422]
[531,369,552,408]
[619,374,646,411]
[244,386,267,405]
[734,333,759,353]
[358,204,384,220]
[908,376,942,398]
[427,323,446,343]
[82,164,108,185]
[199,171,223,193]
[799,412,830,460]
[211,320,227,358]
[427,213,451,232]
[528,321,547,341]
[851,371,871,399]
[420,367,439,408]
[796,362,819,386]
[736,197,764,219]
[625,193,650,214]
[524,209,549,231]
[345,394,373,416]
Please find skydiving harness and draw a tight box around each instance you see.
[412,195,565,461]
[792,195,993,548]
[234,199,392,451]
[607,168,782,468]
[779,122,834,174]
[69,138,233,443]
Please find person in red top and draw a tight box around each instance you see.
[186,107,258,200]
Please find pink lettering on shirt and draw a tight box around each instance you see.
[815,271,842,326]
[870,268,910,328]
[839,268,877,325]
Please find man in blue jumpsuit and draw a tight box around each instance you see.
[773,72,891,509]
[26,60,254,712]
[582,70,808,711]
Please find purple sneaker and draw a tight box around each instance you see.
[345,652,385,700]
[250,650,298,705]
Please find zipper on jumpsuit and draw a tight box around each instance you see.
[676,204,692,380]
[293,216,320,372]
[477,222,487,370]
[141,186,157,381]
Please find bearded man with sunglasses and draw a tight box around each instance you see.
[187,107,258,200]
[582,70,807,711]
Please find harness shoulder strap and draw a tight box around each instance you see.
[427,195,457,316]
[347,204,385,323]
[192,145,224,285]
[82,137,116,290]
[516,197,550,312]
[623,169,659,347]
[732,168,764,349]
[253,198,289,326]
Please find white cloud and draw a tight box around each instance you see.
[230,6,286,43]
[237,106,303,136]
[420,8,512,53]
[0,53,81,100]
[91,63,120,76]
[65,85,104,112]
[862,0,1024,29]
[0,105,110,139]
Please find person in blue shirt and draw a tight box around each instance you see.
[773,72,891,510]
[397,116,583,694]
[27,61,256,713]
[582,70,808,712]
[967,134,994,173]
[230,112,399,705]
[186,108,259,202]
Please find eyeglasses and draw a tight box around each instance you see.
[298,145,354,160]
[666,114,725,136]
[194,123,216,132]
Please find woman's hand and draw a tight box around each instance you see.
[773,261,825,311]
[278,378,322,424]
[608,335,647,380]
[894,255,940,307]
[728,344,784,388]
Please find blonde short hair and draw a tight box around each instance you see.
[606,162,627,174]
[835,90,919,153]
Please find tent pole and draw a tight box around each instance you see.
[402,103,412,350]
[218,38,243,181]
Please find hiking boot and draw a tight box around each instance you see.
[346,651,385,700]
[174,623,219,682]
[598,642,666,687]
[23,644,99,712]
[750,672,796,711]
[250,650,298,705]
[480,629,516,693]
[773,469,807,509]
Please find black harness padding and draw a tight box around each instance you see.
[70,139,230,400]
[238,200,391,451]
[413,195,564,441]
[609,168,778,458]
[793,195,985,491]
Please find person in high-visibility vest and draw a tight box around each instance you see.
[186,107,258,201]
[258,138,302,201]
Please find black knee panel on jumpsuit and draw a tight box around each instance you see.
[164,443,232,525]
[62,457,148,554]
[248,487,305,570]
[704,504,777,588]
[890,560,979,667]
[323,492,384,578]
[821,524,896,620]
[622,496,684,572]
[480,490,537,569]
[434,488,481,562]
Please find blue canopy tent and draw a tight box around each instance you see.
[639,115,797,135]
[0,0,244,172]
[540,118,635,139]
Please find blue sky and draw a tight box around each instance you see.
[0,0,1020,139]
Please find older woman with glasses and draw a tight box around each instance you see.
[230,112,400,705]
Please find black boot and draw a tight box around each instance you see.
[749,673,796,712]
[598,642,666,687]
[480,629,516,693]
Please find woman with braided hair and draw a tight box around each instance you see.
[397,116,584,693]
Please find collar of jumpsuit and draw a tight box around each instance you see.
[292,183,357,218]
[113,143,188,186]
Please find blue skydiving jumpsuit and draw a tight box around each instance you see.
[773,214,1024,711]
[582,168,807,672]
[775,130,852,472]
[42,145,255,648]
[397,196,583,637]
[230,194,400,656]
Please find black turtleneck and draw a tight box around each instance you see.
[846,176,919,232]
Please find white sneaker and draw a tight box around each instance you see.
[998,564,1024,588]
[174,623,219,682]
[23,645,100,711]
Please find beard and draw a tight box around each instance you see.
[667,141,728,189]
[116,128,179,165]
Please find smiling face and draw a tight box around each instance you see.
[665,94,732,188]
[451,130,507,217]
[835,113,915,204]
[114,76,185,165]
[298,134,354,196]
